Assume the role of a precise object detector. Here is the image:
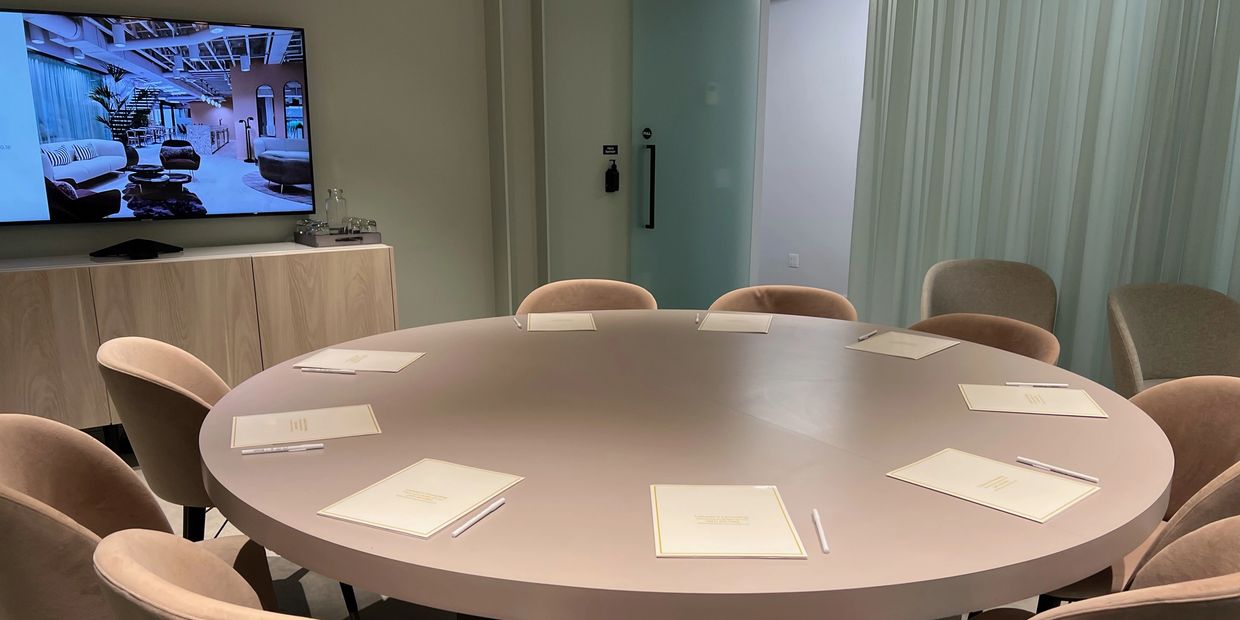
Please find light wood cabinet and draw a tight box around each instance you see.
[0,243,397,428]
[91,257,263,387]
[253,246,397,367]
[0,268,111,428]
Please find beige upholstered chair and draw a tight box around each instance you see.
[974,516,1240,619]
[0,413,276,619]
[1107,283,1240,398]
[1041,378,1240,608]
[516,278,657,314]
[921,259,1057,331]
[95,528,294,620]
[97,336,228,542]
[708,285,858,321]
[909,313,1060,365]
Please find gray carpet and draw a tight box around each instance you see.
[242,170,314,205]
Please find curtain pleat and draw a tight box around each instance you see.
[851,0,1240,385]
[27,52,110,144]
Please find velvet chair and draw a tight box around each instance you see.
[95,529,294,620]
[909,312,1060,364]
[96,336,362,616]
[973,516,1240,619]
[1040,377,1240,609]
[708,285,857,321]
[921,259,1058,331]
[96,337,228,542]
[516,278,657,314]
[0,413,276,619]
[1107,283,1240,397]
[159,140,201,177]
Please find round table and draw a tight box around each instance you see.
[201,310,1172,619]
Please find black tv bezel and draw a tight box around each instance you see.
[0,7,316,227]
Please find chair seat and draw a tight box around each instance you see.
[1048,520,1168,600]
[197,535,278,611]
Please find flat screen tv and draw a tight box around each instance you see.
[0,10,313,225]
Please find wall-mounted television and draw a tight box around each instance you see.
[0,10,313,225]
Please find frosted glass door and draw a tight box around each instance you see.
[630,0,762,309]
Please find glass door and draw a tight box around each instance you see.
[630,0,762,309]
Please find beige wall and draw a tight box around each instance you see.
[538,0,632,281]
[1,0,496,327]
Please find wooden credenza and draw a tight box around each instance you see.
[0,243,397,429]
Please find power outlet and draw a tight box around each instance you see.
[787,253,800,268]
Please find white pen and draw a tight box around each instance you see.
[300,367,356,375]
[695,313,701,325]
[811,508,830,554]
[513,315,523,329]
[451,498,506,538]
[241,443,325,455]
[1006,381,1070,388]
[857,329,879,341]
[1017,456,1099,484]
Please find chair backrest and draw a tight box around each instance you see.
[708,285,857,321]
[1127,459,1240,586]
[1129,376,1240,519]
[909,312,1060,365]
[95,529,292,620]
[516,279,657,315]
[0,414,171,620]
[1034,516,1240,619]
[1108,283,1240,397]
[921,259,1057,331]
[97,337,230,508]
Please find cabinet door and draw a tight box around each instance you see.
[91,258,263,387]
[253,247,397,367]
[0,268,111,428]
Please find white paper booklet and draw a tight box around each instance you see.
[650,484,806,558]
[319,459,523,538]
[294,349,425,373]
[846,331,959,359]
[526,312,597,331]
[887,448,1100,523]
[231,404,381,448]
[697,312,774,333]
[959,384,1108,419]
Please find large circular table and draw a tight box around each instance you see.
[202,310,1173,619]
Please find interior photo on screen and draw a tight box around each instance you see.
[0,11,313,224]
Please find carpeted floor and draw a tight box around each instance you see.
[241,170,314,205]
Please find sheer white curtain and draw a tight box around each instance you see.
[849,0,1240,384]
[27,53,110,143]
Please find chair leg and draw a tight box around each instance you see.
[1037,595,1062,612]
[182,506,206,542]
[340,582,360,618]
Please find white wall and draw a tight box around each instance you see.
[754,0,868,294]
[2,0,497,328]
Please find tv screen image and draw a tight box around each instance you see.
[0,11,313,225]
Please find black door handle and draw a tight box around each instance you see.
[644,143,656,229]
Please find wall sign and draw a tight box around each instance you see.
[603,144,619,155]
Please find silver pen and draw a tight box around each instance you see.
[300,367,356,375]
[513,315,523,329]
[241,443,325,455]
[1017,456,1099,484]
[1006,381,1070,388]
[856,329,879,341]
[695,313,701,325]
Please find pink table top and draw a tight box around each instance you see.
[201,310,1172,619]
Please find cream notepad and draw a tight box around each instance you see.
[231,404,381,448]
[318,459,523,538]
[294,349,425,373]
[526,312,597,331]
[887,448,1100,523]
[846,331,959,359]
[697,312,774,333]
[960,384,1108,419]
[650,485,806,558]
